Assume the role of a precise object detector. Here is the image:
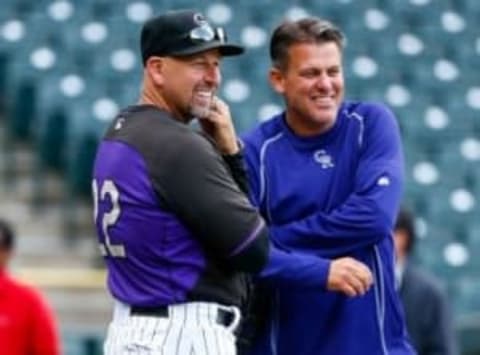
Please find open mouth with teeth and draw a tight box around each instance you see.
[191,90,214,118]
[312,95,335,107]
[193,90,214,107]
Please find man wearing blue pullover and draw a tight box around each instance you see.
[242,17,416,355]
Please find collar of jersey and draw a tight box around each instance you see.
[278,103,346,151]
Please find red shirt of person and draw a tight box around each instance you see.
[0,219,60,355]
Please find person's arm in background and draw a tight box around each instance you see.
[29,287,61,355]
[245,105,404,258]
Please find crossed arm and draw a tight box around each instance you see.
[244,107,404,259]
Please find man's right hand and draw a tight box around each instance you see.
[199,96,240,155]
[327,257,373,297]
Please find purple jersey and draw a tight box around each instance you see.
[92,105,269,308]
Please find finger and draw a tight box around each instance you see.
[344,273,367,296]
[361,270,373,290]
[340,283,357,297]
[213,96,226,108]
[204,109,223,124]
[357,264,374,289]
[209,96,217,111]
[356,274,372,293]
[205,109,233,130]
[212,96,229,115]
[348,260,373,289]
[356,262,373,281]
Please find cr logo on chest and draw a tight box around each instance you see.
[313,149,334,169]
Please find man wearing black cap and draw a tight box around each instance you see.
[93,9,374,354]
[0,219,60,354]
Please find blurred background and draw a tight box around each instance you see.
[0,0,479,354]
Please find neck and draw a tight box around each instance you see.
[396,253,407,265]
[139,87,166,109]
[285,111,335,137]
[139,79,188,123]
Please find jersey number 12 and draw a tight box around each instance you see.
[92,179,126,257]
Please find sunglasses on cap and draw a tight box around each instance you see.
[186,23,227,44]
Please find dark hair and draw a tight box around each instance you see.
[270,17,345,71]
[0,219,14,250]
[394,208,415,253]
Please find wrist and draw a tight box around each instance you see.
[219,139,240,155]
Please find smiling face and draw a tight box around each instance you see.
[146,48,222,122]
[270,42,344,136]
[164,49,222,121]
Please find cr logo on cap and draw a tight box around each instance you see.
[193,13,207,26]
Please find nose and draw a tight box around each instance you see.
[316,74,332,91]
[204,65,221,87]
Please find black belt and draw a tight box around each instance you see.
[130,305,169,317]
[130,305,234,327]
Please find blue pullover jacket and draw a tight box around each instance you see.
[242,101,416,355]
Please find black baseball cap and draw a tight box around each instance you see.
[140,9,244,64]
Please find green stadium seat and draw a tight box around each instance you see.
[60,81,120,197]
[62,331,104,355]
[66,132,100,198]
[6,80,36,140]
[3,31,67,141]
[452,276,480,315]
[37,108,68,171]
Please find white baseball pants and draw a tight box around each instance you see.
[104,300,241,354]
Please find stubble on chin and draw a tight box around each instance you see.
[190,104,211,119]
[190,95,214,119]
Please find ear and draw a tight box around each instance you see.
[145,57,165,86]
[269,67,285,95]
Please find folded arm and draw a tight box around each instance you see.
[256,107,404,258]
